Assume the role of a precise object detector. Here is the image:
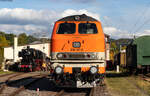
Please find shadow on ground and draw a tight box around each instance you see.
[106,71,130,78]
[4,76,91,95]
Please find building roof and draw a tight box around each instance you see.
[29,41,42,44]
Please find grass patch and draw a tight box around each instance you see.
[127,76,150,95]
[105,71,149,96]
[0,70,14,74]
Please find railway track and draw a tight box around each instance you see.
[8,74,47,96]
[145,74,150,82]
[0,73,15,78]
[0,73,24,94]
[89,87,95,96]
[140,74,150,82]
[53,82,110,96]
[55,90,64,96]
[0,72,48,96]
[0,73,110,96]
[55,87,95,96]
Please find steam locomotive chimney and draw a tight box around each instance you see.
[13,37,18,62]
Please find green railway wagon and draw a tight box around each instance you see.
[126,35,150,74]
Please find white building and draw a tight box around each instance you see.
[4,37,50,62]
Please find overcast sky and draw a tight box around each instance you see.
[0,0,150,39]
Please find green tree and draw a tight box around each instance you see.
[0,35,9,47]
[110,42,119,61]
[111,42,119,54]
[27,35,38,44]
[18,33,28,45]
[121,46,127,50]
[0,35,9,68]
[0,32,5,36]
[5,33,16,46]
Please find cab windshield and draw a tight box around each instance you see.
[57,23,76,34]
[79,23,98,34]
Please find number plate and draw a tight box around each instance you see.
[72,42,81,48]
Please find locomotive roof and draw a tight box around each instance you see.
[57,14,98,21]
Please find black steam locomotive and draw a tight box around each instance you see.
[18,46,46,72]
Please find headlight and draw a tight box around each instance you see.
[57,53,67,59]
[57,53,63,58]
[91,55,95,58]
[90,66,98,74]
[55,66,63,74]
[75,16,80,21]
[86,54,96,59]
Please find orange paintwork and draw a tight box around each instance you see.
[51,20,106,74]
[98,67,105,74]
[64,67,105,74]
[51,21,105,53]
[64,67,72,74]
[81,67,90,72]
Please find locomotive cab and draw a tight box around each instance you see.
[50,14,106,88]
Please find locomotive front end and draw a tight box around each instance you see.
[50,14,106,88]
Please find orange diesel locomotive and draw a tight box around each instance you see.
[50,14,106,88]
